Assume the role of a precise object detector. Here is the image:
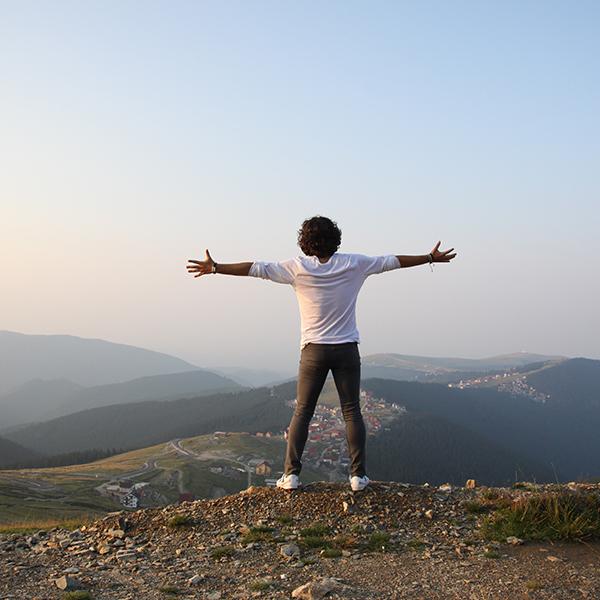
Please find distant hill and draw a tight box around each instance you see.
[0,437,41,468]
[525,357,600,409]
[361,352,566,382]
[0,330,200,395]
[4,381,298,455]
[0,378,84,429]
[210,366,296,387]
[0,370,244,429]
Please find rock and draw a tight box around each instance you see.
[54,575,82,590]
[63,567,80,574]
[424,510,434,519]
[280,543,300,560]
[465,479,477,489]
[506,536,524,545]
[207,592,222,600]
[108,529,125,539]
[188,573,204,585]
[438,483,453,492]
[292,577,344,599]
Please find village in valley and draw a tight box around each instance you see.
[447,372,551,403]
[94,388,405,509]
[284,389,405,480]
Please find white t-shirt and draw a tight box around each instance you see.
[248,252,401,350]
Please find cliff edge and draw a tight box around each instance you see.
[2,480,600,599]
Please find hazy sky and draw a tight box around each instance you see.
[2,1,599,373]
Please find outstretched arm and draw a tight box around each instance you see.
[396,241,456,268]
[187,249,252,277]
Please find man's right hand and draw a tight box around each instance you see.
[187,249,215,277]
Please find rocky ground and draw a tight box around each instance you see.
[2,480,600,599]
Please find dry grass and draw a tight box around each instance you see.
[0,515,94,534]
[481,491,600,541]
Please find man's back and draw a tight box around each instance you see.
[249,252,401,349]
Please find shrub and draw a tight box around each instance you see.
[167,515,193,528]
[63,593,93,600]
[210,545,235,559]
[365,531,391,551]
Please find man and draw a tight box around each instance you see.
[186,215,456,492]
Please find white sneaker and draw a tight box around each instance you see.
[276,473,300,490]
[350,474,370,491]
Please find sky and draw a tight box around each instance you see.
[1,1,599,374]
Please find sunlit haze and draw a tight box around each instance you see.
[2,1,599,374]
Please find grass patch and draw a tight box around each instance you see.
[480,491,600,542]
[298,521,333,549]
[406,538,426,550]
[512,481,538,490]
[332,534,356,549]
[299,522,330,537]
[525,580,543,591]
[248,579,271,591]
[158,586,181,596]
[210,545,236,559]
[167,514,193,528]
[63,593,93,600]
[463,500,490,514]
[276,513,293,525]
[241,526,273,543]
[483,548,501,559]
[365,531,391,551]
[321,547,342,558]
[463,490,513,517]
[301,535,332,549]
[480,488,501,501]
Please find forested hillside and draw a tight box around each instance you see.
[5,382,297,455]
[363,366,600,482]
[368,413,553,486]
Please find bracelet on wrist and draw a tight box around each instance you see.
[427,253,434,272]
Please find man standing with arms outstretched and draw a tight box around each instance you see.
[187,215,456,492]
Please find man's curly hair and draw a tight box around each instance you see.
[297,215,342,258]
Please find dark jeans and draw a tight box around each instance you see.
[284,341,367,478]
